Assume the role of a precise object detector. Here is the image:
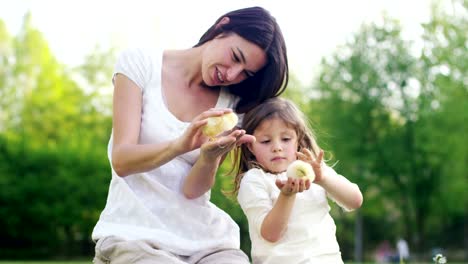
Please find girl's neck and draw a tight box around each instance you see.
[268,170,286,175]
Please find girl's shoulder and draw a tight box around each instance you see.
[245,167,267,177]
[241,168,280,187]
[237,168,273,204]
[240,168,271,185]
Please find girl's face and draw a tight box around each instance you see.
[202,33,267,87]
[248,118,299,174]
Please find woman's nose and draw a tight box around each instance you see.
[226,65,244,82]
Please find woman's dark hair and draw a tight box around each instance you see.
[195,6,289,113]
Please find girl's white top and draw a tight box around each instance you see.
[237,167,349,264]
[92,48,241,256]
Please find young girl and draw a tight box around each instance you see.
[233,97,363,264]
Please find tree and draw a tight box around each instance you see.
[418,0,468,256]
[312,2,467,260]
[0,13,114,257]
[0,20,15,132]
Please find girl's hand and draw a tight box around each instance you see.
[174,108,233,153]
[200,129,255,161]
[276,177,310,196]
[297,148,325,182]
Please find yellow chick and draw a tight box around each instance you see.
[202,112,238,139]
[286,160,315,182]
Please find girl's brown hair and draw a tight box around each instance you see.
[230,97,321,195]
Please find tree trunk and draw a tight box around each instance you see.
[465,210,468,261]
[354,210,363,262]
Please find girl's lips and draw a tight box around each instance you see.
[271,157,285,161]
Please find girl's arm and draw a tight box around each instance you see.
[299,149,363,210]
[316,168,363,210]
[260,178,309,242]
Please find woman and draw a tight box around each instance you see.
[92,6,289,264]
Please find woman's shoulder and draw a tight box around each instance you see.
[117,46,163,67]
[113,47,164,90]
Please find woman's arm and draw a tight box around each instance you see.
[113,69,249,177]
[183,130,255,199]
[111,74,188,176]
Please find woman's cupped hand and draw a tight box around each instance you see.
[174,108,255,158]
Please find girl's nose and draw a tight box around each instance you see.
[272,142,283,152]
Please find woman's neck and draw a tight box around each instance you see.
[163,47,204,89]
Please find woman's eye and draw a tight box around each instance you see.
[232,52,240,62]
[244,70,254,78]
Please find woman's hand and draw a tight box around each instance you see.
[200,129,255,161]
[297,148,325,182]
[173,108,234,154]
[182,122,255,199]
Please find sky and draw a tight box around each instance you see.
[0,0,436,85]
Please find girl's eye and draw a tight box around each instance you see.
[282,138,291,141]
[260,140,270,144]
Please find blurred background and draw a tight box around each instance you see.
[0,0,466,262]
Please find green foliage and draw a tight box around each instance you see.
[212,162,252,256]
[310,1,467,259]
[314,16,419,253]
[0,13,114,258]
[419,0,468,214]
[1,2,466,261]
[0,136,110,258]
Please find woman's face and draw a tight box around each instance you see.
[202,33,267,87]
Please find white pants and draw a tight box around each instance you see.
[93,236,250,264]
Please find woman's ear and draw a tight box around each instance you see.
[215,17,230,28]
